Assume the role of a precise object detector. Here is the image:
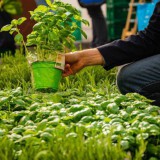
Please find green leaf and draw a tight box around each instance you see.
[74,15,82,21]
[82,19,89,26]
[11,19,18,25]
[3,4,17,15]
[26,35,38,46]
[14,33,23,44]
[80,29,87,39]
[9,28,17,35]
[46,0,52,7]
[17,17,27,25]
[0,24,13,32]
[63,39,71,49]
[33,22,43,30]
[3,1,22,15]
[34,5,48,13]
[27,34,37,39]
[26,41,36,46]
[0,97,11,106]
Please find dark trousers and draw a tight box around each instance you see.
[87,6,108,48]
[117,54,160,106]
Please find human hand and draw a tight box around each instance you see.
[62,48,105,77]
[62,51,84,77]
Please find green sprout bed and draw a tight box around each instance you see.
[0,0,159,160]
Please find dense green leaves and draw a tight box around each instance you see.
[26,0,89,56]
[0,1,159,159]
[0,0,89,61]
[0,86,160,159]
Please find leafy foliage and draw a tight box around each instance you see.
[27,0,89,54]
[0,0,22,15]
[0,0,89,61]
[0,86,159,159]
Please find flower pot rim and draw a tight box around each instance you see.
[31,61,62,66]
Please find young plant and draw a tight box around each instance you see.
[0,17,27,51]
[0,0,89,62]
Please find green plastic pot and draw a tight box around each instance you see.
[31,61,62,92]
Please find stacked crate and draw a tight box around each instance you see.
[107,0,130,41]
[137,0,156,31]
[121,0,152,40]
[137,2,155,31]
[72,18,82,42]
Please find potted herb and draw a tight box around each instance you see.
[0,0,89,92]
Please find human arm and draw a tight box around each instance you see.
[63,2,160,77]
[62,48,105,77]
[98,2,160,70]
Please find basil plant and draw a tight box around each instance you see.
[0,0,89,62]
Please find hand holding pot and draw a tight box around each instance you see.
[62,48,105,77]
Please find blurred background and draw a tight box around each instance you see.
[62,0,106,43]
[0,0,159,53]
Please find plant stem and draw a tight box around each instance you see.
[17,28,29,55]
[0,0,4,10]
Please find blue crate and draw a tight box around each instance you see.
[152,0,160,3]
[137,3,156,31]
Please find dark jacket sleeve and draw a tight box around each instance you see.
[97,2,160,70]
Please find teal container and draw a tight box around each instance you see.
[107,19,126,41]
[72,11,82,41]
[107,0,130,6]
[31,61,62,92]
[107,4,129,21]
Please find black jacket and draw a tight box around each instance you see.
[98,2,160,70]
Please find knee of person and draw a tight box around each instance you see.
[116,67,133,95]
[117,70,126,94]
